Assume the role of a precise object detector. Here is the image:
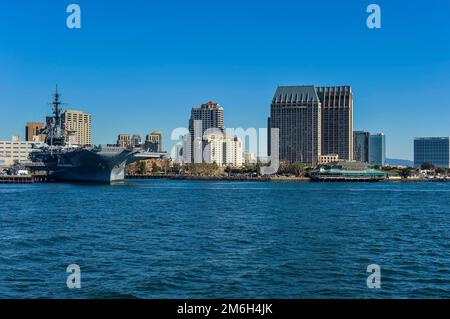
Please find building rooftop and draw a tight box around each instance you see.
[414,137,450,140]
[273,86,320,103]
[320,161,370,170]
[198,101,223,109]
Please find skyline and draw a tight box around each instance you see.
[1,0,450,160]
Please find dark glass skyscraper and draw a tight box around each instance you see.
[368,133,386,166]
[353,131,370,163]
[268,86,321,165]
[316,86,353,161]
[268,85,353,165]
[414,137,450,168]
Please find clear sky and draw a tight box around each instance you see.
[1,0,449,160]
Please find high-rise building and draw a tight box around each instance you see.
[25,122,46,142]
[145,132,162,152]
[368,133,386,166]
[353,131,370,163]
[316,86,353,161]
[131,134,142,147]
[414,137,450,168]
[268,86,321,165]
[188,101,224,163]
[203,135,243,167]
[62,110,91,146]
[116,134,131,147]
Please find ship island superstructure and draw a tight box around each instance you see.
[27,88,165,183]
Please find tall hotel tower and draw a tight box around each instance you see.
[316,86,353,161]
[62,110,92,146]
[268,86,321,165]
[269,85,353,165]
[187,101,224,163]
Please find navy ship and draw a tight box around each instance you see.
[28,88,164,183]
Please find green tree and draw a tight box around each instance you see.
[289,162,306,176]
[151,162,161,173]
[172,163,181,174]
[421,162,435,170]
[400,167,415,178]
[137,161,147,175]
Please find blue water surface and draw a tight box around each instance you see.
[0,180,449,298]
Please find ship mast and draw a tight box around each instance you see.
[43,85,66,147]
[53,85,61,130]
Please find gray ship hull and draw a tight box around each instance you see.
[50,150,131,183]
[31,147,139,183]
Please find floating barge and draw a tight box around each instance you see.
[310,162,387,182]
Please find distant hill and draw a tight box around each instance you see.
[386,158,414,167]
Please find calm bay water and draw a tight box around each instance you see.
[0,180,450,298]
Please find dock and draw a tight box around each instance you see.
[0,175,34,184]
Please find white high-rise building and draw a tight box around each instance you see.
[181,134,243,166]
[181,134,192,164]
[204,135,243,167]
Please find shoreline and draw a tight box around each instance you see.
[126,174,310,183]
[1,174,448,184]
[125,174,450,183]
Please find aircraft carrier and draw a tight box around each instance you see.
[27,88,165,183]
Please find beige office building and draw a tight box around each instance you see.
[318,154,340,165]
[0,135,44,166]
[25,122,46,142]
[62,110,92,146]
[145,131,162,152]
[116,134,131,147]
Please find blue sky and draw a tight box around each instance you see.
[1,0,449,160]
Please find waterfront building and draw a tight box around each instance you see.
[117,134,131,147]
[62,110,91,146]
[145,131,162,152]
[353,131,370,163]
[414,137,450,168]
[25,122,46,142]
[268,86,321,165]
[318,154,340,165]
[243,151,257,164]
[268,85,353,165]
[131,134,142,148]
[368,133,386,166]
[0,135,44,166]
[188,101,224,163]
[203,135,243,167]
[316,86,353,161]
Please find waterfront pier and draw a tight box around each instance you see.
[0,175,34,184]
